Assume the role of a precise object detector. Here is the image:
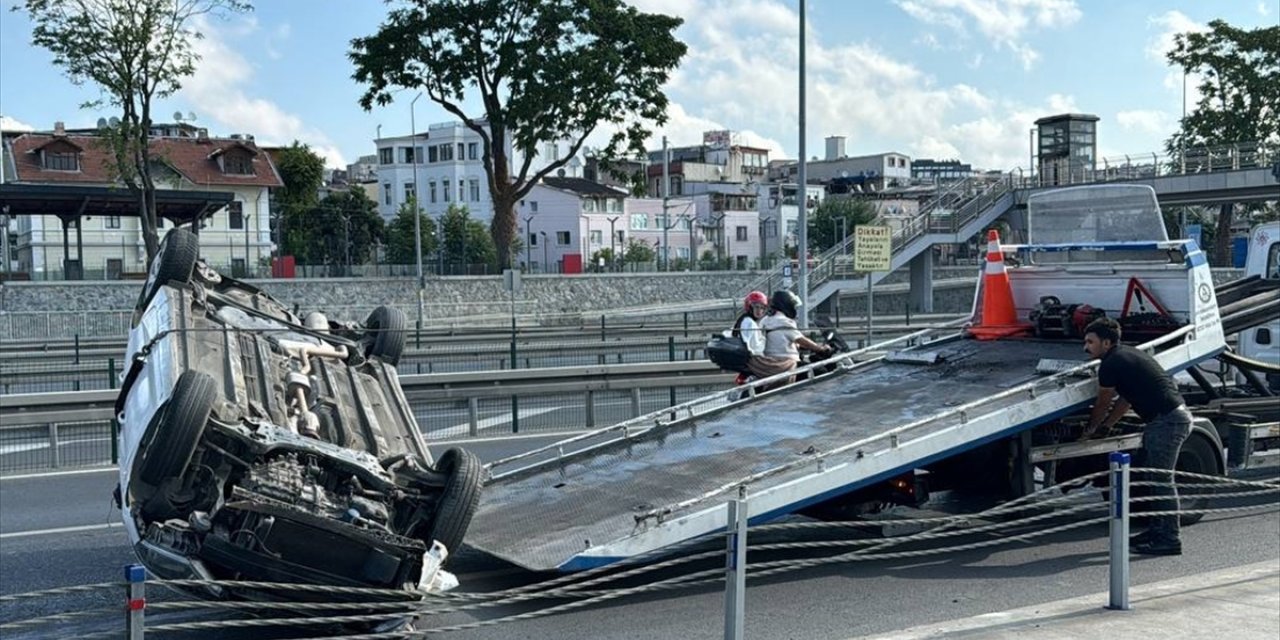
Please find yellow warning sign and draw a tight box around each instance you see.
[854,225,892,271]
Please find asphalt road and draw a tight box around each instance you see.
[2,461,1277,639]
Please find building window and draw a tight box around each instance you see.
[106,258,123,280]
[469,179,480,201]
[672,177,683,195]
[457,143,465,159]
[45,151,79,171]
[224,153,253,175]
[428,146,438,163]
[404,182,415,204]
[630,213,647,230]
[443,179,451,202]
[383,183,392,205]
[105,216,121,229]
[736,226,748,242]
[530,201,538,212]
[379,148,394,164]
[439,144,453,161]
[589,230,603,245]
[529,232,539,247]
[467,143,478,160]
[458,182,464,202]
[429,182,437,204]
[401,147,415,164]
[232,258,246,278]
[583,199,597,213]
[228,202,244,229]
[556,231,570,245]
[676,247,689,259]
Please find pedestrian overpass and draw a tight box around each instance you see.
[745,142,1279,313]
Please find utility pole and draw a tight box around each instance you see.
[662,136,670,271]
[523,215,535,270]
[797,0,810,329]
[410,93,425,333]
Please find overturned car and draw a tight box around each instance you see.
[115,228,480,592]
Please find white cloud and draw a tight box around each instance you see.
[1046,93,1080,113]
[894,0,1082,70]
[1116,109,1174,136]
[0,115,36,132]
[183,17,347,168]
[1258,2,1270,16]
[1145,11,1206,114]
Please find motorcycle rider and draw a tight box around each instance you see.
[751,290,831,389]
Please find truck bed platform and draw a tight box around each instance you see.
[467,338,1094,572]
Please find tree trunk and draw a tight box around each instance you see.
[492,191,516,270]
[1214,202,1234,267]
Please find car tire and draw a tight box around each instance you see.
[1174,432,1220,527]
[137,370,217,486]
[365,305,407,366]
[424,448,482,562]
[136,228,200,314]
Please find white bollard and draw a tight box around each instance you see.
[724,486,748,640]
[126,564,147,639]
[1107,451,1131,611]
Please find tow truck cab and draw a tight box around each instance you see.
[1238,222,1280,391]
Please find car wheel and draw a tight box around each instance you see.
[365,305,407,366]
[137,370,217,486]
[136,228,200,315]
[1174,432,1221,526]
[424,448,482,562]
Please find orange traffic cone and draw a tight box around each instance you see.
[968,230,1032,341]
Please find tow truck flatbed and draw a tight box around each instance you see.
[466,185,1232,573]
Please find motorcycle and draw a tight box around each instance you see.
[721,324,851,394]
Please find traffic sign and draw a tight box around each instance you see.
[854,225,892,272]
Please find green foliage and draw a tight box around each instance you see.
[807,197,879,252]
[1163,20,1280,265]
[384,197,439,264]
[441,204,497,272]
[350,0,687,269]
[275,141,326,212]
[286,189,384,272]
[18,0,252,262]
[622,238,655,264]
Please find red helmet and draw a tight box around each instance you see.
[743,290,768,312]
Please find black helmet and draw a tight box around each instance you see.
[769,290,801,319]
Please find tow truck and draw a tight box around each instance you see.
[465,184,1280,572]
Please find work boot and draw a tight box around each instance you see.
[1132,538,1182,556]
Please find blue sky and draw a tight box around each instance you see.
[2,1,1276,170]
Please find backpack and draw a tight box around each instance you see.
[707,333,751,373]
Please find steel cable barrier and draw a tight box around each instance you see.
[2,468,1274,639]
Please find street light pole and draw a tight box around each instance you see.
[410,93,425,335]
[797,0,810,329]
[661,136,670,271]
[540,231,548,273]
[607,216,619,272]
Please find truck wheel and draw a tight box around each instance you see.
[365,306,407,366]
[136,229,199,315]
[137,371,216,486]
[424,448,482,563]
[1175,432,1221,527]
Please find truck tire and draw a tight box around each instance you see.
[1175,432,1221,526]
[424,448,482,563]
[136,228,200,315]
[365,306,407,366]
[137,370,216,486]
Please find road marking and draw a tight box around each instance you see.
[1,466,117,480]
[0,522,123,540]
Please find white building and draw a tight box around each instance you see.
[757,183,825,260]
[771,138,912,189]
[517,177,629,273]
[374,119,585,223]
[1,123,279,279]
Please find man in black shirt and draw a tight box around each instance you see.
[1083,317,1191,556]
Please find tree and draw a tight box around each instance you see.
[807,197,878,252]
[274,141,326,259]
[19,0,251,264]
[1164,20,1280,266]
[440,204,496,274]
[385,198,439,265]
[622,238,655,264]
[351,0,686,269]
[287,189,384,273]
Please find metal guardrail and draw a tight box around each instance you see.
[0,361,738,475]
